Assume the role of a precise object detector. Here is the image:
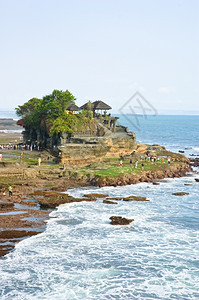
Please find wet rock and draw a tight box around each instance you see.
[189,158,199,167]
[152,182,160,185]
[0,202,14,209]
[184,183,192,186]
[83,193,109,198]
[195,178,199,182]
[110,216,134,225]
[38,194,96,209]
[0,230,38,239]
[103,200,118,204]
[172,192,189,196]
[179,150,184,153]
[123,195,149,201]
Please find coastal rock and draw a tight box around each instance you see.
[103,200,117,204]
[109,216,134,225]
[123,195,149,202]
[0,202,14,209]
[38,194,96,209]
[189,158,199,167]
[83,193,109,198]
[179,150,185,153]
[194,178,199,182]
[106,197,123,201]
[172,192,189,196]
[152,182,160,185]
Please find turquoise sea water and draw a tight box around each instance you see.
[0,114,199,299]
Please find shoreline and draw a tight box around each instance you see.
[0,130,197,258]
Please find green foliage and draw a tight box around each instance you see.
[15,89,97,146]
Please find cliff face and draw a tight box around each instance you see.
[58,118,136,165]
[59,133,136,165]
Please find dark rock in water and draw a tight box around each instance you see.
[184,184,192,186]
[38,194,96,209]
[172,192,189,196]
[195,178,199,182]
[0,202,14,209]
[190,158,199,167]
[110,216,134,225]
[179,150,185,153]
[83,193,109,198]
[106,197,123,201]
[103,200,117,205]
[123,195,149,201]
[152,182,160,185]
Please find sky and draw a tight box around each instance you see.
[0,0,199,114]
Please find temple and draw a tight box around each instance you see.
[58,100,136,165]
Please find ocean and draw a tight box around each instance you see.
[0,113,199,300]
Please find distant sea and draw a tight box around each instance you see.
[0,110,18,120]
[0,112,199,299]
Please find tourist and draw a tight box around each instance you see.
[141,163,144,170]
[135,161,138,168]
[130,159,132,166]
[120,160,123,167]
[8,186,12,196]
[38,157,41,166]
[168,157,171,165]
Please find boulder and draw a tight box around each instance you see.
[195,178,199,182]
[110,216,134,225]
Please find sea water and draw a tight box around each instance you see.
[0,114,199,300]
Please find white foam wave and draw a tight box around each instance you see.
[0,177,198,299]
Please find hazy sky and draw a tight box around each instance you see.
[0,0,198,113]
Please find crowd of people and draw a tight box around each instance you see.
[119,151,171,170]
[0,143,40,151]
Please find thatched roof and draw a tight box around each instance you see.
[67,103,80,111]
[92,100,112,110]
[80,101,94,110]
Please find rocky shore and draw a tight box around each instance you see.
[0,130,197,258]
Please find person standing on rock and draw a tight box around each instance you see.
[168,157,171,165]
[38,157,41,166]
[130,159,132,166]
[135,161,138,168]
[8,186,12,196]
[120,159,123,167]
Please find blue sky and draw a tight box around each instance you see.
[0,0,198,114]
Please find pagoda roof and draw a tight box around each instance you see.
[80,101,94,110]
[92,100,112,110]
[66,103,80,111]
